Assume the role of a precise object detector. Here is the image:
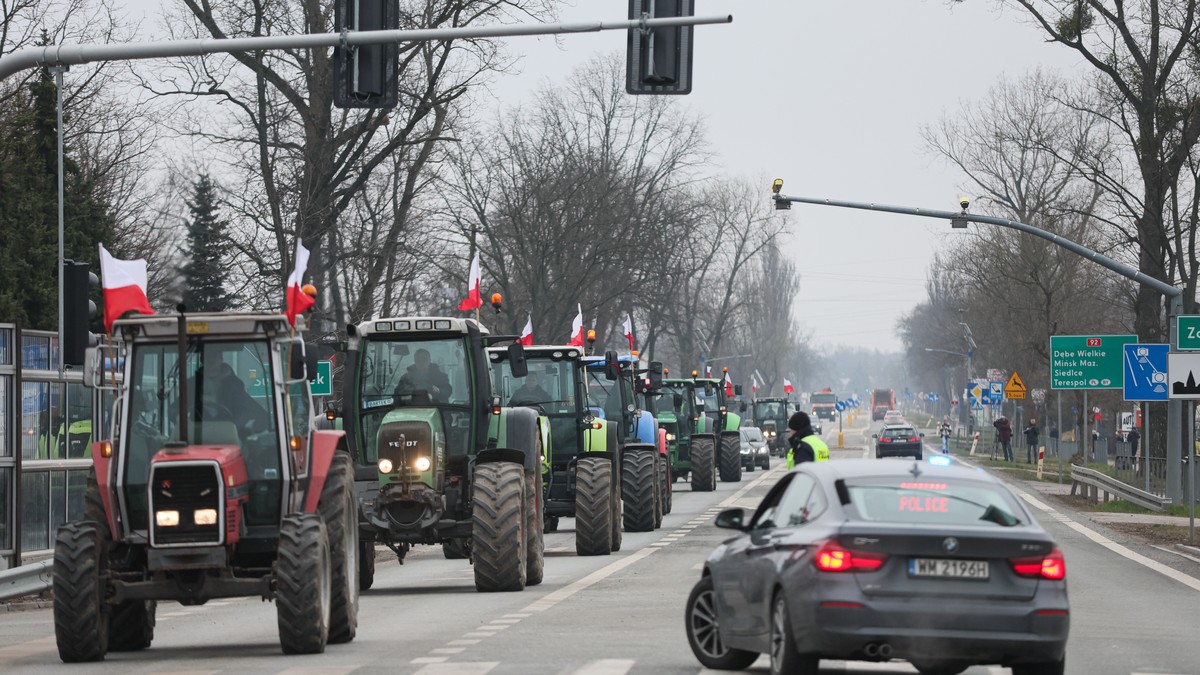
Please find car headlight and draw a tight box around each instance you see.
[741,447,751,454]
[155,510,180,527]
[378,458,394,474]
[194,508,218,526]
[415,456,432,472]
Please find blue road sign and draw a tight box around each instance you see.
[971,400,984,411]
[929,393,940,402]
[1123,343,1169,401]
[988,381,1004,403]
[835,401,846,412]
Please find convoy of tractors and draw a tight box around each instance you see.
[54,308,811,662]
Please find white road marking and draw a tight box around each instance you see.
[571,658,635,675]
[413,663,498,675]
[429,647,466,655]
[475,624,509,631]
[411,656,450,664]
[461,632,493,638]
[521,546,658,613]
[719,462,784,508]
[446,639,481,646]
[503,613,531,618]
[1152,545,1200,565]
[276,668,359,675]
[1010,485,1200,594]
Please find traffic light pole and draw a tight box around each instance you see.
[772,189,1187,501]
[0,14,732,82]
[55,66,65,377]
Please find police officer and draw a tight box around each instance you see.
[786,411,829,469]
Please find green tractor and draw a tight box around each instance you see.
[487,345,624,555]
[339,317,546,592]
[752,397,790,457]
[665,372,744,490]
[658,377,700,487]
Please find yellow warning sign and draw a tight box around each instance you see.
[1005,371,1027,399]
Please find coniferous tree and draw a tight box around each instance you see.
[182,175,237,312]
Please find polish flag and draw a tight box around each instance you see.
[98,244,154,332]
[783,379,795,394]
[285,240,316,327]
[622,315,634,350]
[724,371,734,397]
[568,304,585,346]
[458,251,482,311]
[705,366,712,377]
[519,314,534,346]
[751,374,758,396]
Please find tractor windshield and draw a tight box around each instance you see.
[357,336,473,462]
[587,370,633,423]
[696,383,722,425]
[125,339,281,529]
[754,401,786,422]
[493,358,579,456]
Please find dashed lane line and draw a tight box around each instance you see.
[413,663,498,675]
[571,659,636,675]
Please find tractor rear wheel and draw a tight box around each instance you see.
[719,433,742,482]
[276,513,332,654]
[622,448,656,532]
[574,456,612,556]
[359,539,375,591]
[525,469,545,586]
[472,461,527,592]
[610,458,623,552]
[653,455,664,529]
[318,452,358,644]
[53,522,108,662]
[690,437,716,492]
[107,600,155,651]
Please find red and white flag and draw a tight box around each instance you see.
[285,240,316,327]
[622,314,634,350]
[98,244,154,332]
[783,378,795,394]
[519,314,534,346]
[458,251,482,311]
[568,304,585,346]
[751,373,758,396]
[724,371,734,397]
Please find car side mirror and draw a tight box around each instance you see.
[604,350,619,381]
[871,434,878,439]
[714,507,747,531]
[649,361,664,388]
[507,342,528,378]
[919,432,925,438]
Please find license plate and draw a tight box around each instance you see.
[909,558,989,579]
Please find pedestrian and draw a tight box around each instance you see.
[938,416,952,454]
[1091,428,1100,460]
[1023,418,1039,464]
[786,411,829,469]
[1126,427,1141,470]
[993,416,1013,462]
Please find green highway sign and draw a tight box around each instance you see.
[1050,335,1137,389]
[1179,316,1200,350]
[312,360,333,397]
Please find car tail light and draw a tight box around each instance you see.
[908,436,920,442]
[813,540,886,573]
[879,438,892,443]
[1009,548,1066,580]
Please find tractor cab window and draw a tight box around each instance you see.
[358,337,473,462]
[124,340,281,529]
[587,369,633,422]
[696,385,721,424]
[491,360,573,415]
[755,401,784,421]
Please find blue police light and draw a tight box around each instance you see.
[928,455,953,467]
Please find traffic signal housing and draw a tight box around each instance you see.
[627,0,695,95]
[333,0,399,109]
[62,260,99,367]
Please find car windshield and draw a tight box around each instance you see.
[740,427,763,442]
[843,477,1023,527]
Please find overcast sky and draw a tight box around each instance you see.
[117,0,1084,353]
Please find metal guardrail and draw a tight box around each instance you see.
[1070,464,1172,512]
[0,560,52,602]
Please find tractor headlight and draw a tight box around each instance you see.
[415,456,432,472]
[666,433,676,441]
[156,510,180,527]
[194,508,218,526]
[378,458,394,474]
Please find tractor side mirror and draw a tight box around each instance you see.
[734,384,743,396]
[507,342,529,378]
[305,346,320,383]
[289,342,309,381]
[649,361,664,388]
[604,350,619,381]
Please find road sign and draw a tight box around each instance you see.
[929,393,940,402]
[835,400,846,412]
[312,360,334,396]
[988,381,1003,402]
[971,400,983,411]
[1167,353,1200,399]
[1050,334,1137,389]
[987,368,1006,383]
[1179,316,1200,350]
[1031,388,1046,404]
[968,381,984,403]
[1123,344,1169,401]
[1004,371,1027,400]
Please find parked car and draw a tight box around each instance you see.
[874,424,924,459]
[684,460,1069,675]
[883,410,905,426]
[739,427,770,471]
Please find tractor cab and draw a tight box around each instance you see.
[753,397,790,454]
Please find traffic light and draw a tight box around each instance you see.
[626,0,694,95]
[333,0,399,109]
[62,260,99,367]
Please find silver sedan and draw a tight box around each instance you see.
[684,459,1069,675]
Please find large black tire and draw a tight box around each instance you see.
[574,456,613,556]
[610,457,623,552]
[690,436,716,492]
[359,539,375,591]
[443,538,471,559]
[1011,658,1066,675]
[685,576,758,670]
[622,448,657,532]
[83,470,107,528]
[719,432,742,482]
[276,513,332,654]
[317,452,358,644]
[53,522,108,662]
[525,469,545,586]
[653,455,664,529]
[107,600,155,652]
[662,460,673,514]
[472,462,527,592]
[769,592,819,675]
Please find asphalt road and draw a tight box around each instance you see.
[1,414,1198,674]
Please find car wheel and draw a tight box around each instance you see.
[769,593,818,675]
[1011,658,1065,675]
[684,576,758,670]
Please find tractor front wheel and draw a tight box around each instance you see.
[107,600,155,651]
[574,456,613,556]
[53,522,109,663]
[719,433,742,482]
[359,539,376,591]
[525,468,545,586]
[622,448,657,532]
[472,462,527,592]
[317,452,358,644]
[690,437,716,492]
[276,513,332,654]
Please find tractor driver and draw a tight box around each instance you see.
[510,371,552,407]
[396,348,452,403]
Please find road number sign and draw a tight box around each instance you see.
[1050,335,1137,389]
[1179,316,1200,350]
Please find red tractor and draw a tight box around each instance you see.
[54,312,358,661]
